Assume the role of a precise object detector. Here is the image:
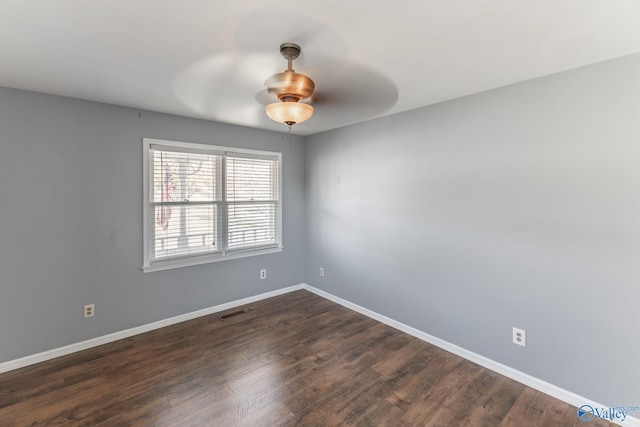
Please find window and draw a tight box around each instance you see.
[143,138,282,272]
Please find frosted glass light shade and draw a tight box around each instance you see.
[265,102,313,125]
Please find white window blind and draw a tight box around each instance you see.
[143,139,282,271]
[226,154,279,251]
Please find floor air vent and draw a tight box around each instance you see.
[218,309,246,321]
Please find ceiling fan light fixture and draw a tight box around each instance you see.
[265,101,314,126]
[264,43,316,128]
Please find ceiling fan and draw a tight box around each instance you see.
[264,43,316,128]
[246,39,398,134]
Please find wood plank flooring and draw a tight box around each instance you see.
[0,290,613,426]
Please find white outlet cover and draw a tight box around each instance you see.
[513,327,526,347]
[320,267,325,277]
[84,304,95,319]
[260,269,267,279]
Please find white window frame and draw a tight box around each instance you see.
[142,138,283,272]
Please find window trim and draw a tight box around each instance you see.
[142,138,283,273]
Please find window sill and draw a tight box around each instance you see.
[142,246,283,273]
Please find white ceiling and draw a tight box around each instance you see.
[2,1,640,135]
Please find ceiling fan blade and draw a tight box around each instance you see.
[254,90,277,106]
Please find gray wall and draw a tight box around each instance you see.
[305,53,640,405]
[0,87,305,362]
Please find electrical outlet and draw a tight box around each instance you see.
[319,267,325,277]
[512,327,526,347]
[84,304,95,319]
[260,269,267,280]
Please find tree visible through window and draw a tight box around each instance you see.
[143,138,281,271]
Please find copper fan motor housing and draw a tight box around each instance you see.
[265,43,315,102]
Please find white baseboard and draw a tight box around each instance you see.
[0,284,304,375]
[301,284,640,427]
[1,282,637,426]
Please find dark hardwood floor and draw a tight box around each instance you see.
[0,290,613,426]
